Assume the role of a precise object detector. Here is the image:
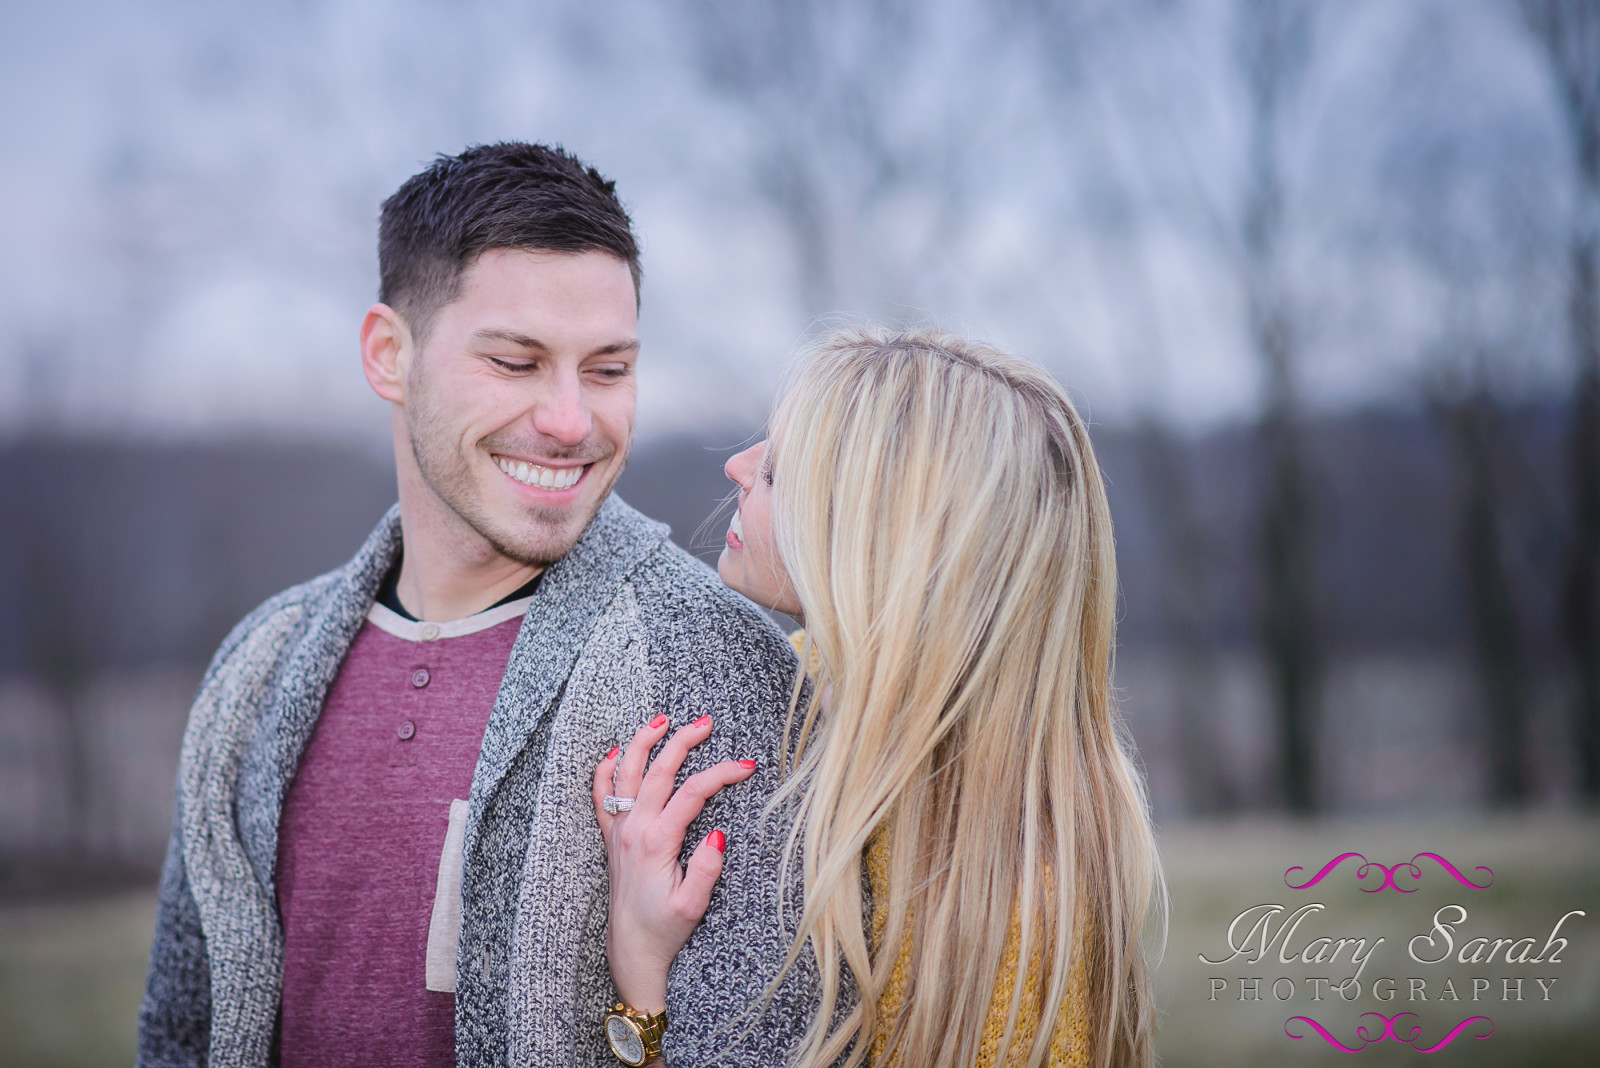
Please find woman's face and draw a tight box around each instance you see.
[718,440,804,618]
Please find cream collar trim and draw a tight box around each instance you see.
[365,595,535,643]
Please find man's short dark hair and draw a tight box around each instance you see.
[378,142,641,341]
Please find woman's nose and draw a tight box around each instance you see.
[724,440,766,488]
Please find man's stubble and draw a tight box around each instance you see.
[404,369,631,569]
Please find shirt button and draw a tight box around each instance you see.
[397,720,416,741]
[420,623,441,641]
[412,668,431,688]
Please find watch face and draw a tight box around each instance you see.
[606,1015,646,1066]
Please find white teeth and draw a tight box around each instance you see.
[729,509,744,541]
[495,456,583,491]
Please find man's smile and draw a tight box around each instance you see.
[492,453,588,492]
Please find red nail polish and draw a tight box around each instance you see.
[709,829,726,853]
[649,714,668,729]
[738,759,757,770]
[694,714,712,729]
[606,746,619,760]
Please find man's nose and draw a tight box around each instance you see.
[532,369,590,446]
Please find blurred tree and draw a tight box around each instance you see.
[10,331,99,854]
[1442,389,1531,802]
[1376,5,1555,804]
[1234,0,1321,813]
[1131,419,1234,813]
[669,0,1007,320]
[1010,0,1236,813]
[16,447,97,859]
[1520,0,1600,803]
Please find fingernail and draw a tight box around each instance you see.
[709,830,726,853]
[649,714,668,729]
[606,746,619,760]
[694,714,712,729]
[738,759,756,770]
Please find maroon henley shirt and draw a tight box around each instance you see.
[275,595,532,1067]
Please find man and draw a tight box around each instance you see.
[139,143,812,1067]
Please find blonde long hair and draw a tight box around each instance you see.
[764,326,1161,1068]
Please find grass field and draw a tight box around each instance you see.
[2,816,1595,1066]
[0,888,157,1068]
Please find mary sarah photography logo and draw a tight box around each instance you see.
[1198,852,1587,1054]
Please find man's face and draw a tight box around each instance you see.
[400,248,638,566]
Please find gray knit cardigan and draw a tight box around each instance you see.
[138,495,823,1068]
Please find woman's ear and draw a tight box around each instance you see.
[360,303,411,403]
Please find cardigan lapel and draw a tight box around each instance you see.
[231,495,669,893]
[465,495,669,850]
[235,505,402,893]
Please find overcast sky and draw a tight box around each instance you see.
[0,0,1576,442]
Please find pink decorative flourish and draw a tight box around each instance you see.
[1414,1016,1496,1053]
[1410,852,1495,889]
[1284,1015,1363,1052]
[1286,1014,1493,1052]
[1284,852,1367,891]
[1284,853,1492,892]
[1358,1011,1423,1044]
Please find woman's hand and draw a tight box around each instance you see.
[592,713,758,1015]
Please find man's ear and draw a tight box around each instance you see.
[361,303,412,403]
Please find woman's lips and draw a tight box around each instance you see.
[726,508,744,550]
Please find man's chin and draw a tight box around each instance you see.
[488,495,611,567]
[482,519,578,568]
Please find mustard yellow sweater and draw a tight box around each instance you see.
[788,633,1090,1066]
[864,835,1090,1067]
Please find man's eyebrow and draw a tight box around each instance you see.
[470,330,639,358]
[473,328,548,350]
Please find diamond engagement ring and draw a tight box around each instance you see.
[603,795,637,815]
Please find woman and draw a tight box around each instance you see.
[592,326,1162,1067]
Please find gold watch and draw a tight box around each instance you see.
[605,1002,667,1065]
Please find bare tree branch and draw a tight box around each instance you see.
[1520,0,1600,800]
